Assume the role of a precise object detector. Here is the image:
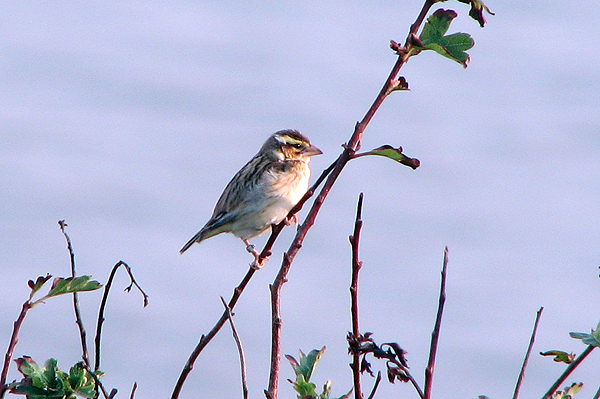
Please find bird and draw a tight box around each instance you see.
[180,129,322,269]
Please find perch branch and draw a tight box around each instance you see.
[265,0,438,394]
[512,307,544,399]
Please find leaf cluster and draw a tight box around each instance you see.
[10,357,98,399]
[347,332,409,384]
[27,275,102,307]
[285,347,351,399]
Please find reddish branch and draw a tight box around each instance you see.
[0,302,31,399]
[266,0,439,397]
[349,193,365,399]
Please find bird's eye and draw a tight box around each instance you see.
[290,143,303,149]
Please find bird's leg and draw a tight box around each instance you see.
[243,239,265,270]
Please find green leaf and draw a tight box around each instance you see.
[457,0,495,27]
[358,145,420,170]
[47,276,102,298]
[415,9,474,67]
[293,375,318,397]
[15,356,42,379]
[69,364,97,398]
[570,327,600,347]
[286,347,325,382]
[539,350,575,364]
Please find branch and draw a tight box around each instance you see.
[0,301,31,399]
[366,371,381,399]
[424,247,448,399]
[171,267,256,399]
[94,261,148,372]
[593,384,600,399]
[512,307,544,399]
[58,220,90,367]
[129,382,138,399]
[542,345,595,399]
[220,297,249,399]
[265,0,438,394]
[349,193,365,399]
[257,158,338,265]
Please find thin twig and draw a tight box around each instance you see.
[424,247,448,399]
[220,297,249,399]
[172,267,255,399]
[265,0,437,393]
[129,382,138,399]
[512,307,544,399]
[94,261,148,372]
[592,384,600,399]
[349,193,365,399]
[542,345,595,399]
[404,370,425,399]
[366,371,381,399]
[58,220,90,367]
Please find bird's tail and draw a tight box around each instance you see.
[180,213,232,254]
[179,229,207,254]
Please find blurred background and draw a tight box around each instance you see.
[1,1,599,398]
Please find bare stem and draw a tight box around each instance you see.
[592,384,600,399]
[0,301,31,399]
[366,371,381,399]
[94,261,148,372]
[542,345,595,399]
[220,297,249,399]
[171,267,256,399]
[424,247,448,399]
[58,220,90,367]
[349,193,365,399]
[129,382,138,399]
[512,307,544,399]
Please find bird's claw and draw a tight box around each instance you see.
[285,213,298,226]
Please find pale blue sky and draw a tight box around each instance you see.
[1,1,599,398]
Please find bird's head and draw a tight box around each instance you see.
[262,129,322,161]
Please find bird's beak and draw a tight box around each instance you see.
[303,144,323,157]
